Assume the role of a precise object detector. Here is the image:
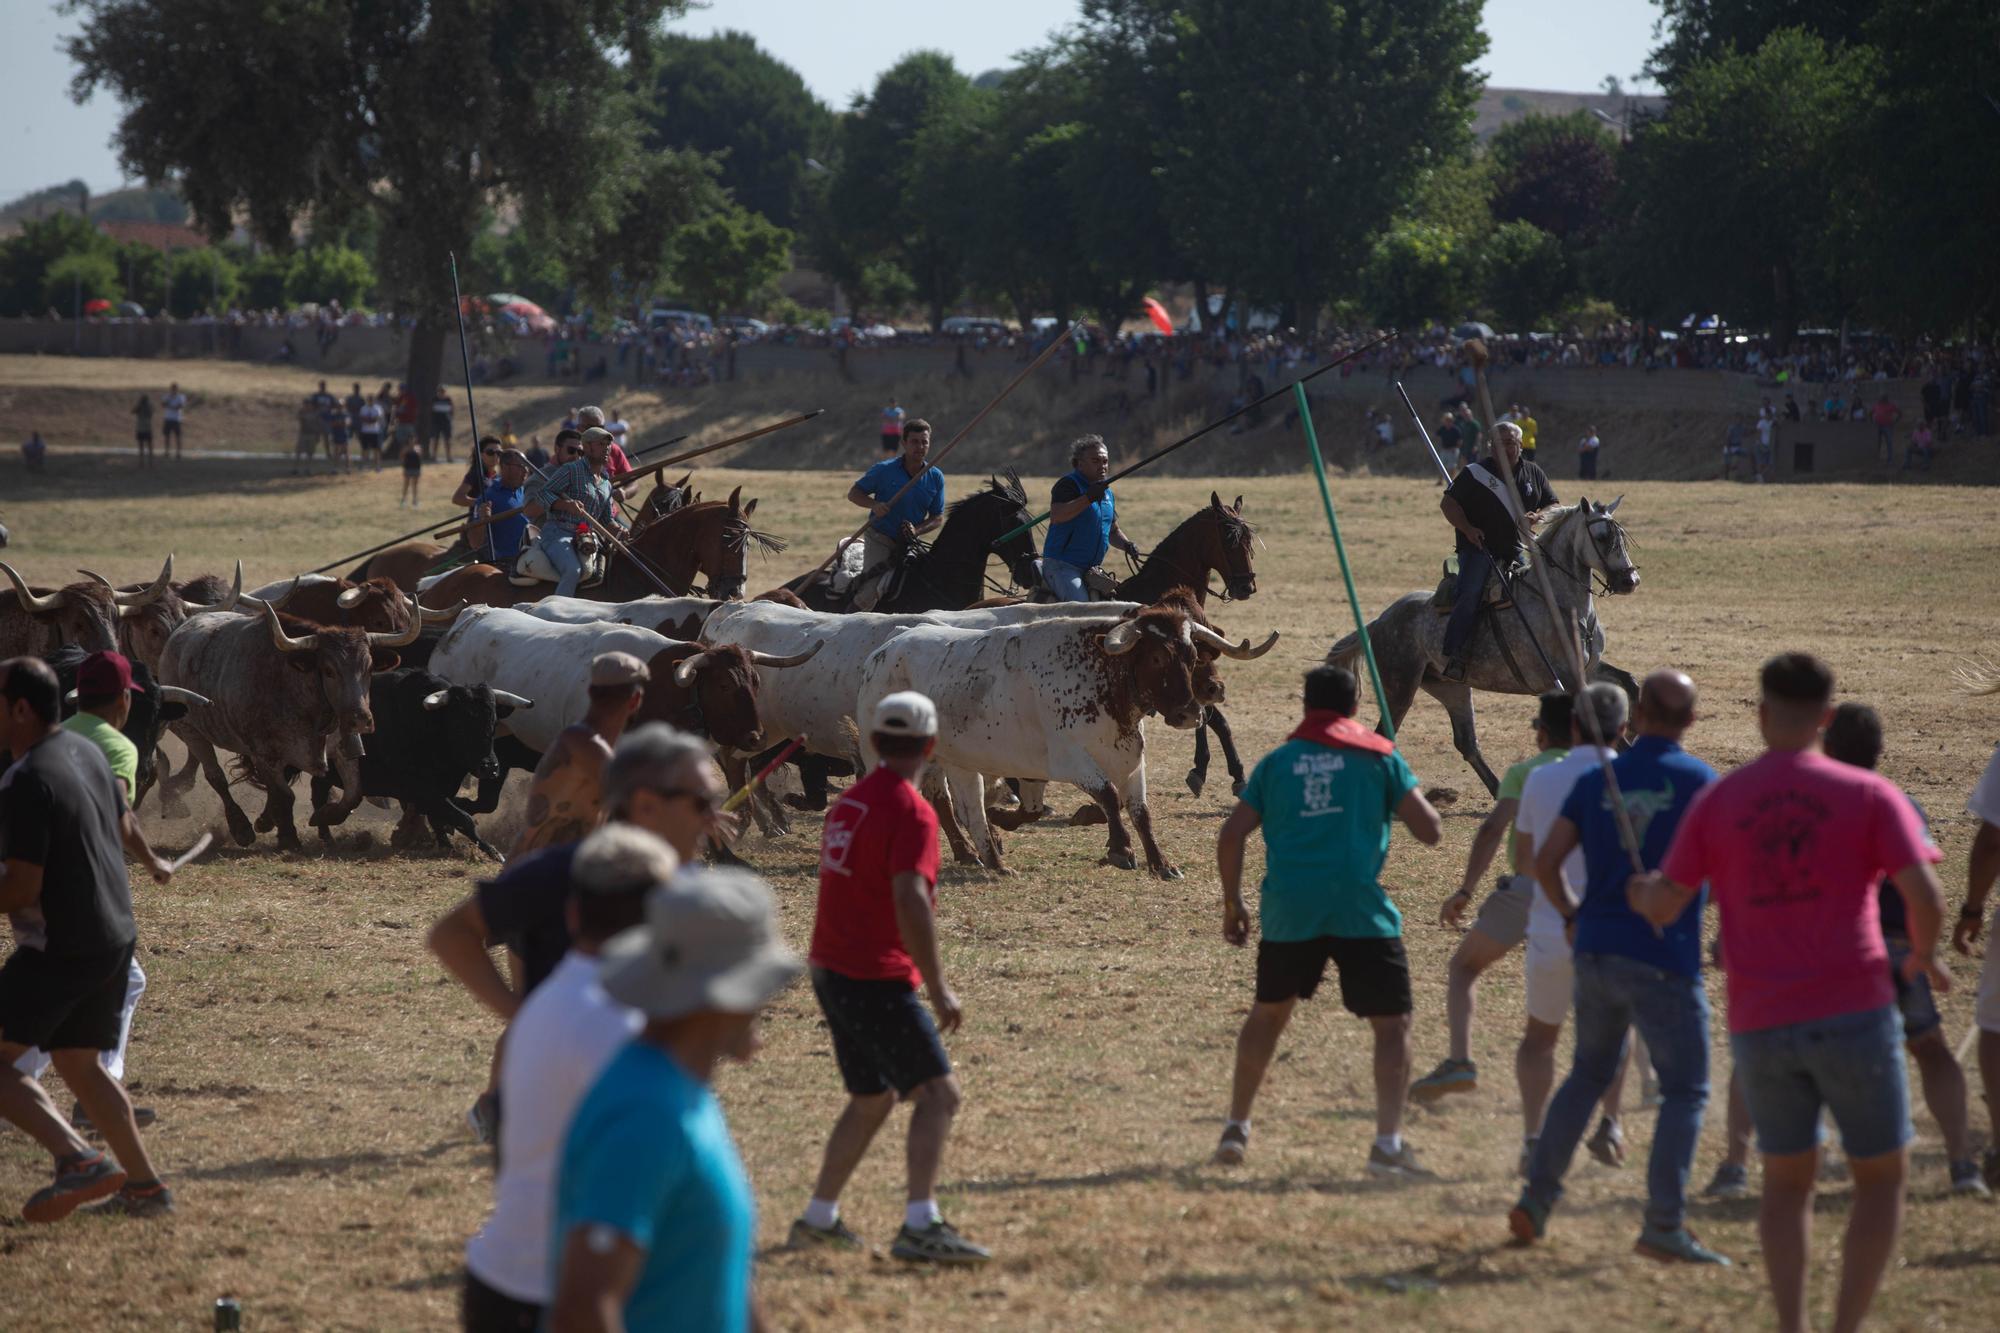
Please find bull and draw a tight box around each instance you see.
[245,573,463,636]
[515,595,721,640]
[2,556,173,660]
[159,598,423,850]
[305,670,533,858]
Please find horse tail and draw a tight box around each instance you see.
[1325,628,1364,672]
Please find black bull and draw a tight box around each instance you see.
[306,669,529,858]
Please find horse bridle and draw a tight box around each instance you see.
[1544,511,1632,597]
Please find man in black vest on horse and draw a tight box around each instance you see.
[1439,421,1557,683]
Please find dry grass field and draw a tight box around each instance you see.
[1,435,1997,1330]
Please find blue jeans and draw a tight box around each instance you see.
[540,527,585,598]
[1442,546,1495,661]
[1730,1003,1909,1159]
[1525,952,1710,1233]
[1042,558,1091,603]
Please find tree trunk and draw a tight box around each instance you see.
[406,315,450,443]
[1191,277,1212,334]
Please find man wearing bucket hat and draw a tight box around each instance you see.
[549,867,799,1333]
[788,691,992,1266]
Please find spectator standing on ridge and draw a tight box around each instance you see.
[880,398,906,456]
[160,383,186,458]
[357,393,386,470]
[1872,394,1901,463]
[431,386,455,463]
[130,394,153,467]
[1578,426,1602,480]
[400,434,424,508]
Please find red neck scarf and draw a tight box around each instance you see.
[1287,709,1397,756]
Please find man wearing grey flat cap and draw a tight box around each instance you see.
[549,867,800,1333]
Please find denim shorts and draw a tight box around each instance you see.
[1730,1003,1910,1159]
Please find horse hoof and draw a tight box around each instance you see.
[986,806,1043,832]
[308,804,348,827]
[1429,787,1460,807]
[1099,851,1138,871]
[1229,776,1246,797]
[1184,770,1205,798]
[1070,805,1109,827]
[226,817,254,847]
[1150,862,1185,881]
[253,813,275,833]
[783,793,827,813]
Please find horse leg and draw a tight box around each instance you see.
[1418,674,1502,795]
[1186,714,1211,797]
[187,734,254,847]
[1205,706,1248,796]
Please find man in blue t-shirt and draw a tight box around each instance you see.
[1212,665,1442,1178]
[1509,670,1730,1265]
[469,450,531,564]
[846,419,944,610]
[1041,434,1139,603]
[549,868,801,1333]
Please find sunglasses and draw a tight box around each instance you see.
[481,447,499,457]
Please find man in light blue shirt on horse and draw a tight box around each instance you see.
[1040,435,1139,603]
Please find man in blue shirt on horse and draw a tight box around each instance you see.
[468,449,532,566]
[1041,435,1140,603]
[847,419,944,611]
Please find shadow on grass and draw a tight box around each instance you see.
[388,1270,462,1294]
[952,1160,1451,1199]
[1149,1244,1601,1296]
[179,1136,468,1183]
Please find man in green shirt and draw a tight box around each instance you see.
[1410,691,1569,1104]
[1213,665,1442,1178]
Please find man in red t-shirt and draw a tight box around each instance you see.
[788,692,990,1267]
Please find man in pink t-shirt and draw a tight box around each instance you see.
[1630,652,1950,1333]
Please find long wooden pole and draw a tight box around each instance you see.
[1294,382,1394,739]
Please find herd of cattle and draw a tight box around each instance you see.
[0,510,1280,875]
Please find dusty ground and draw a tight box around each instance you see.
[1,447,1996,1330]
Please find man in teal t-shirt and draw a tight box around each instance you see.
[1212,665,1443,1179]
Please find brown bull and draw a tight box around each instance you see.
[638,640,819,753]
[159,595,424,851]
[1,556,172,660]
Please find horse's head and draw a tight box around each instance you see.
[964,471,1039,590]
[707,486,786,600]
[1197,492,1258,599]
[1571,495,1639,595]
[633,471,694,533]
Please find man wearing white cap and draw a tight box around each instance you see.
[460,826,664,1332]
[549,867,800,1332]
[788,692,991,1265]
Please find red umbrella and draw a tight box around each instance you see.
[501,299,556,334]
[84,298,114,315]
[1141,297,1174,336]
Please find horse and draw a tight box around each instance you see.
[417,486,782,609]
[1325,496,1642,794]
[349,540,451,594]
[629,472,697,533]
[784,472,1042,614]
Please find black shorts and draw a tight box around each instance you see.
[461,1269,541,1332]
[162,420,182,438]
[811,966,951,1097]
[359,433,383,453]
[0,941,136,1052]
[135,429,152,443]
[1254,935,1411,1016]
[881,434,901,453]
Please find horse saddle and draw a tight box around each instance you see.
[510,532,606,588]
[1431,555,1523,612]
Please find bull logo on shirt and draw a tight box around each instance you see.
[1614,780,1677,846]
[820,798,866,875]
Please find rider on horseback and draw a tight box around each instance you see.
[1041,435,1140,603]
[525,426,628,597]
[1439,421,1558,683]
[846,418,944,610]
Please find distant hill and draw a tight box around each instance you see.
[0,181,188,234]
[1474,87,1664,139]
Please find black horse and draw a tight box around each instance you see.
[786,471,1042,614]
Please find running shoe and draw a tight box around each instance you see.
[83,1181,176,1219]
[890,1218,991,1265]
[23,1151,127,1223]
[1212,1123,1249,1166]
[788,1215,865,1252]
[1408,1058,1478,1104]
[1586,1116,1627,1168]
[1507,1193,1550,1244]
[466,1091,500,1146]
[1634,1226,1730,1265]
[1702,1163,1751,1199]
[1949,1159,1992,1197]
[1367,1141,1437,1181]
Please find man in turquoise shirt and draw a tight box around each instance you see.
[1213,665,1442,1178]
[846,419,944,610]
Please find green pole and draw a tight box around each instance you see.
[1294,382,1395,740]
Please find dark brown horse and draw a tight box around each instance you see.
[630,472,697,534]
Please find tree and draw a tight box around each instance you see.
[1481,221,1573,330]
[1361,222,1478,328]
[667,204,793,316]
[68,0,711,418]
[43,251,121,312]
[1648,0,1876,87]
[286,245,376,309]
[1487,112,1619,244]
[0,213,108,316]
[236,250,293,311]
[167,248,240,317]
[648,31,835,230]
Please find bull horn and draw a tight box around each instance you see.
[236,575,300,615]
[1192,625,1281,660]
[365,592,423,648]
[335,585,365,609]
[159,685,212,707]
[419,599,468,623]
[423,689,450,711]
[1100,620,1142,656]
[1,561,63,614]
[491,690,533,710]
[264,601,317,653]
[192,560,244,613]
[672,651,712,688]
[749,639,823,670]
[112,554,174,607]
[76,568,114,588]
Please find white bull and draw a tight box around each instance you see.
[515,595,720,639]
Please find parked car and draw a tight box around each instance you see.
[648,308,714,333]
[717,315,770,336]
[940,316,1013,338]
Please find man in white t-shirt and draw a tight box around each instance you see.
[459,825,667,1331]
[160,384,187,459]
[1511,683,1629,1176]
[1961,739,2000,1192]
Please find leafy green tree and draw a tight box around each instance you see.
[667,204,793,317]
[43,251,121,312]
[237,250,293,311]
[1487,112,1619,244]
[286,245,375,309]
[167,248,240,317]
[68,0,710,414]
[1361,222,1477,327]
[1648,0,1875,87]
[648,31,834,230]
[115,242,168,309]
[1481,221,1573,329]
[0,213,109,316]
[849,260,917,319]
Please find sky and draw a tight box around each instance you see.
[0,0,1664,202]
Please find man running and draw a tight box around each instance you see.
[1438,420,1557,683]
[789,692,990,1264]
[1041,434,1139,603]
[525,427,626,599]
[1630,652,1951,1333]
[1510,671,1728,1265]
[1211,665,1442,1177]
[845,419,944,611]
[1411,691,1570,1104]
